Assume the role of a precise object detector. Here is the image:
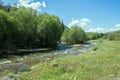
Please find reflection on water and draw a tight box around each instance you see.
[0,42,95,75]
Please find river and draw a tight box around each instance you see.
[0,42,95,76]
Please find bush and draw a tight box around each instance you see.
[61,26,87,44]
[37,13,64,48]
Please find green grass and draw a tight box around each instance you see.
[16,40,120,80]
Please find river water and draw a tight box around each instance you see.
[0,42,95,75]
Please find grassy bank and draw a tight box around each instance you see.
[17,40,120,80]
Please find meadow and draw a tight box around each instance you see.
[17,40,120,80]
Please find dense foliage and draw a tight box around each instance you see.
[37,13,64,48]
[0,6,64,52]
[104,30,120,40]
[0,10,18,50]
[87,32,104,40]
[61,26,87,44]
[87,30,120,41]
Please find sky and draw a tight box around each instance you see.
[2,0,120,33]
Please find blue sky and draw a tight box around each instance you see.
[2,0,120,32]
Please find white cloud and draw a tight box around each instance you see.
[68,18,91,28]
[86,24,120,33]
[115,24,120,27]
[115,24,120,30]
[19,0,33,4]
[68,18,108,33]
[68,18,120,33]
[110,24,120,31]
[42,1,46,8]
[86,27,107,33]
[16,0,46,11]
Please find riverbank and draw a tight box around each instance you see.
[0,42,93,77]
[0,48,52,57]
[17,40,120,80]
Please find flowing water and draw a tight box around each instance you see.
[0,42,95,76]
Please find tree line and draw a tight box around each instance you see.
[104,30,120,40]
[0,5,65,53]
[0,1,89,53]
[0,5,88,53]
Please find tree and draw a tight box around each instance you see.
[87,32,103,40]
[37,13,64,48]
[9,8,38,48]
[0,7,65,53]
[105,30,120,40]
[0,10,18,51]
[61,26,87,44]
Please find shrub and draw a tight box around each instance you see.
[61,26,87,44]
